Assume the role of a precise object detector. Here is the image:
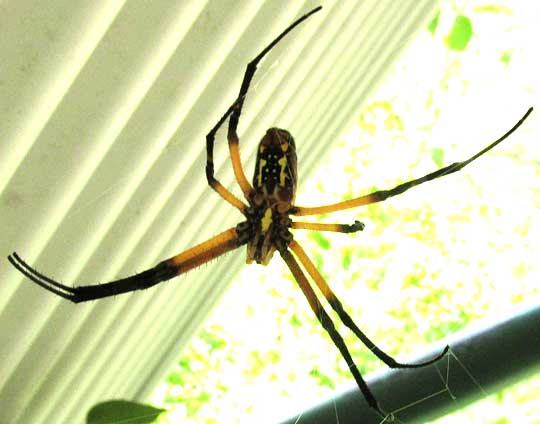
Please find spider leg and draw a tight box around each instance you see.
[9,227,245,303]
[8,252,177,303]
[206,100,249,213]
[280,247,387,418]
[225,6,322,199]
[291,220,365,233]
[292,107,533,216]
[289,240,449,369]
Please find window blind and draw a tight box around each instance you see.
[0,1,438,423]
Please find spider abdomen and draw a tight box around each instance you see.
[253,128,298,205]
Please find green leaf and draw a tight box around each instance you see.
[431,147,444,167]
[177,391,213,417]
[404,274,422,288]
[473,5,512,15]
[500,50,512,65]
[198,392,211,403]
[167,371,184,385]
[342,251,351,270]
[384,113,404,131]
[309,232,331,250]
[427,10,440,35]
[178,358,192,371]
[372,100,393,111]
[309,368,336,389]
[290,313,302,327]
[199,329,226,352]
[358,113,376,135]
[312,251,325,269]
[164,394,179,404]
[446,15,473,51]
[87,400,165,424]
[267,350,281,364]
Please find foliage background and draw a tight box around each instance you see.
[151,1,540,423]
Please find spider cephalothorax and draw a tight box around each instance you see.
[241,204,292,266]
[8,5,532,419]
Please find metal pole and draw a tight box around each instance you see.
[280,303,540,424]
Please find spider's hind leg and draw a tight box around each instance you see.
[280,247,388,417]
[288,240,450,369]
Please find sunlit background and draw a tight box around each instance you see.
[152,1,539,423]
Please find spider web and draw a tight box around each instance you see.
[288,347,488,424]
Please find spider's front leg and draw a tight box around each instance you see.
[291,107,533,216]
[204,7,322,207]
[205,98,249,213]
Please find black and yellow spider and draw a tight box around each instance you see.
[8,6,533,419]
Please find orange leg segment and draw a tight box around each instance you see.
[228,135,253,199]
[207,178,247,213]
[288,240,449,368]
[166,227,242,274]
[279,247,385,416]
[205,98,249,214]
[8,227,245,303]
[292,107,533,217]
[224,7,323,202]
[291,220,365,233]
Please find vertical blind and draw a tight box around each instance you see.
[0,1,438,423]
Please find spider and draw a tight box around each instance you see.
[8,5,533,419]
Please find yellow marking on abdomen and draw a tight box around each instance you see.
[257,158,267,186]
[278,156,287,186]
